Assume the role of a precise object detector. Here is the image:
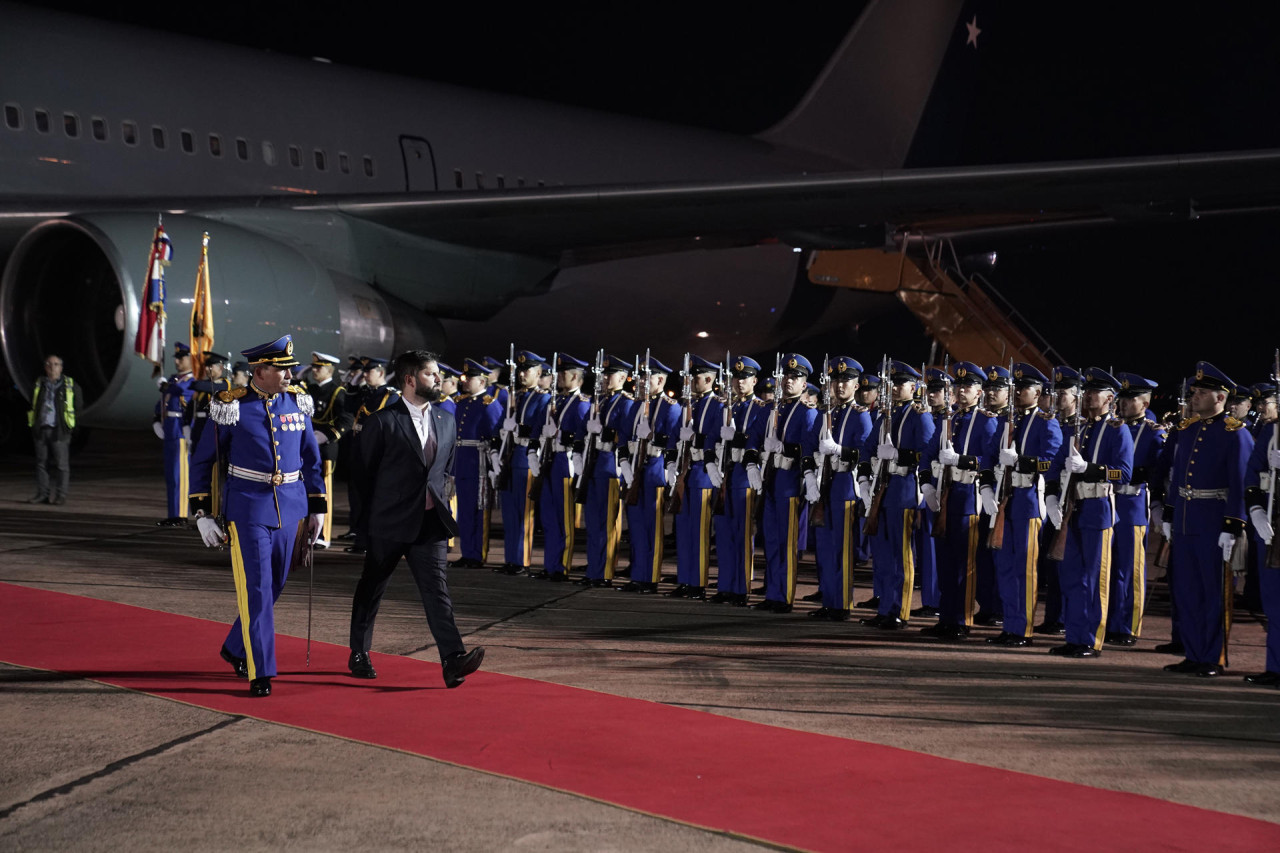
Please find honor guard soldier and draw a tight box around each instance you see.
[970,365,1017,626]
[1036,366,1085,635]
[914,367,954,618]
[851,372,883,574]
[669,355,725,599]
[618,356,683,593]
[1105,372,1167,645]
[448,359,504,569]
[757,374,777,404]
[857,361,935,627]
[436,362,461,415]
[1161,362,1252,677]
[154,341,196,526]
[1244,398,1280,686]
[230,361,251,388]
[342,355,365,392]
[189,334,327,697]
[1242,381,1279,616]
[710,356,768,604]
[578,354,635,586]
[1044,367,1131,657]
[302,352,353,548]
[186,351,233,515]
[810,357,873,619]
[529,355,592,581]
[921,362,999,640]
[980,364,1063,646]
[1227,384,1255,430]
[755,354,820,612]
[345,357,398,552]
[494,350,550,575]
[1250,382,1277,438]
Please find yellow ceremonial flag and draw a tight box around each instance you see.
[189,232,215,378]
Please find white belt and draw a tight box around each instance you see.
[730,448,745,462]
[886,462,912,477]
[229,464,300,485]
[773,454,795,471]
[598,440,614,452]
[194,412,207,419]
[1074,482,1113,499]
[1261,472,1273,491]
[646,445,665,458]
[1011,472,1037,488]
[690,448,707,461]
[950,469,978,485]
[458,439,488,448]
[165,411,182,418]
[514,437,530,447]
[1114,484,1142,496]
[1179,487,1227,500]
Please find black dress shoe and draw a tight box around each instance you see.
[910,605,939,618]
[494,563,526,575]
[442,647,485,688]
[877,616,907,630]
[1154,641,1185,655]
[752,599,782,612]
[574,576,595,586]
[1104,632,1137,646]
[665,584,691,598]
[449,557,483,568]
[1163,659,1198,673]
[709,591,733,604]
[348,650,377,679]
[1034,621,1066,636]
[860,614,887,627]
[809,607,833,619]
[1048,643,1081,656]
[220,646,248,678]
[986,632,1014,645]
[685,587,706,600]
[589,578,613,588]
[1244,671,1280,686]
[919,622,946,638]
[731,593,749,607]
[856,596,880,610]
[526,569,554,580]
[617,581,643,592]
[973,611,1003,627]
[635,582,660,594]
[547,572,568,582]
[801,590,824,603]
[1003,636,1033,648]
[1192,663,1222,678]
[1065,645,1101,658]
[249,677,272,697]
[937,623,969,642]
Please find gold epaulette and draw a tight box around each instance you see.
[286,384,307,394]
[1177,415,1202,430]
[978,409,997,418]
[1037,411,1055,421]
[215,387,247,403]
[1107,418,1123,428]
[1225,416,1246,431]
[912,402,927,413]
[753,398,767,406]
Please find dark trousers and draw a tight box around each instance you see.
[349,511,464,663]
[33,427,69,499]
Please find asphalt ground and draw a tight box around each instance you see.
[2,431,1278,851]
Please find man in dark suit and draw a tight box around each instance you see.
[347,349,485,688]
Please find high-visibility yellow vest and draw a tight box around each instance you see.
[28,377,76,430]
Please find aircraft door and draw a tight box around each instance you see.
[399,136,438,192]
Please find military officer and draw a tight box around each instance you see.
[710,356,768,605]
[436,362,461,415]
[1244,403,1280,686]
[185,351,233,517]
[578,354,635,587]
[1228,384,1255,430]
[1161,362,1252,677]
[301,352,353,548]
[920,362,999,641]
[851,372,883,577]
[1105,372,1167,645]
[154,341,196,527]
[913,366,954,618]
[530,354,592,581]
[189,334,327,697]
[857,361,935,628]
[971,364,1016,626]
[493,350,550,574]
[230,361,251,388]
[1242,381,1278,615]
[669,355,725,599]
[1036,365,1084,635]
[447,359,504,569]
[810,356,873,620]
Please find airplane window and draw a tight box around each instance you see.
[262,140,276,166]
[64,113,79,138]
[209,134,222,157]
[364,156,375,178]
[453,169,462,189]
[289,145,301,168]
[497,175,505,189]
[181,130,195,154]
[517,178,525,187]
[475,172,484,189]
[4,104,21,130]
[314,149,326,171]
[34,109,49,133]
[339,152,349,174]
[122,121,137,145]
[91,117,107,141]
[152,126,166,149]
[236,138,249,161]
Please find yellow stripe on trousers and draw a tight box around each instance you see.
[322,460,334,541]
[605,479,621,578]
[898,508,916,620]
[178,437,189,517]
[743,489,756,590]
[841,499,856,609]
[1131,525,1147,636]
[1221,554,1234,667]
[1092,527,1113,650]
[521,471,535,564]
[561,477,575,569]
[648,488,666,584]
[227,521,256,682]
[964,513,979,627]
[697,488,713,587]
[1022,517,1042,638]
[786,497,800,604]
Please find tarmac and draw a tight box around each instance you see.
[2,431,1279,851]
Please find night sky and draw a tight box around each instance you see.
[26,0,1280,391]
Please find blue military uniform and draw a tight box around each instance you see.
[619,357,683,592]
[189,335,326,694]
[914,366,953,616]
[155,341,195,525]
[533,355,592,580]
[670,355,726,598]
[436,362,460,417]
[451,359,504,567]
[495,351,551,572]
[1244,419,1280,684]
[1036,365,1085,634]
[710,357,769,604]
[301,351,352,546]
[579,355,635,585]
[184,351,233,517]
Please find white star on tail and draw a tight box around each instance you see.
[965,16,981,48]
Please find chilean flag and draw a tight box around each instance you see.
[134,220,172,373]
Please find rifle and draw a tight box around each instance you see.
[1048,391,1089,562]
[1153,376,1187,569]
[529,352,559,498]
[761,353,784,495]
[625,349,652,507]
[932,355,952,540]
[863,356,892,537]
[573,349,605,504]
[712,356,730,515]
[811,354,832,528]
[988,357,1017,550]
[667,352,694,514]
[1268,349,1280,568]
[494,342,517,490]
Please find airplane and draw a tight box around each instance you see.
[4,0,1280,432]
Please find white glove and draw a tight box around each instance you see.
[803,471,821,503]
[635,419,653,440]
[876,442,897,461]
[156,377,168,390]
[540,421,558,440]
[818,434,842,458]
[488,450,502,471]
[999,447,1019,467]
[706,461,724,489]
[664,461,678,488]
[763,435,785,455]
[1045,494,1062,527]
[979,486,998,517]
[502,416,518,434]
[1162,521,1172,541]
[679,424,695,442]
[307,513,325,545]
[527,450,541,478]
[315,431,328,446]
[1066,448,1088,474]
[196,516,226,548]
[571,452,583,473]
[746,463,763,492]
[857,477,873,514]
[938,444,960,467]
[1270,447,1280,469]
[921,483,939,512]
[152,421,164,439]
[182,424,191,441]
[1219,531,1236,561]
[488,467,500,488]
[619,460,634,487]
[1251,507,1274,544]
[720,423,737,441]
[586,417,603,435]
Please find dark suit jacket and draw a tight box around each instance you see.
[355,399,458,542]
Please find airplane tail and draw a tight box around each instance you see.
[756,0,967,171]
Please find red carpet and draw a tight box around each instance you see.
[2,582,1276,852]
